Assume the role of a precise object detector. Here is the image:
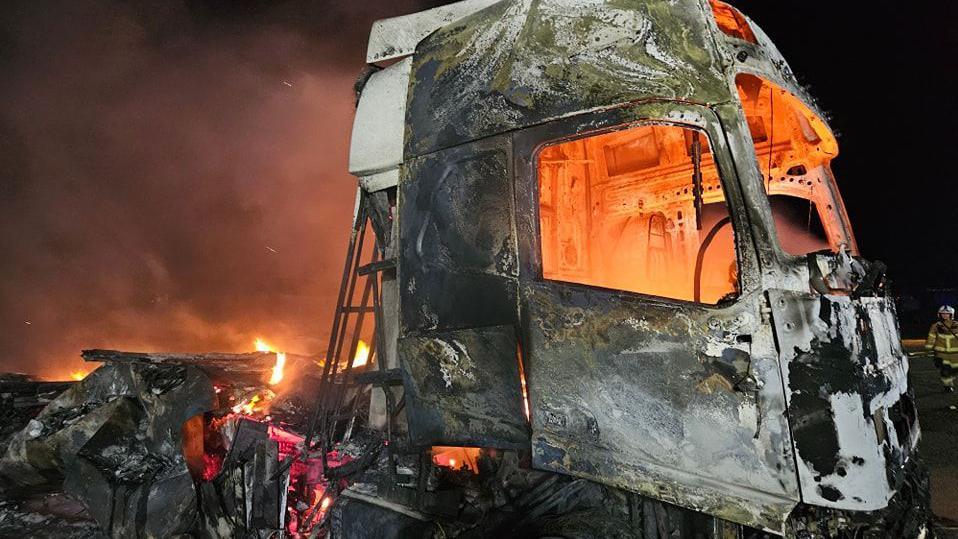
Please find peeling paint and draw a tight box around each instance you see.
[434,339,477,388]
[769,269,917,512]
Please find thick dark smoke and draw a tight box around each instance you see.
[0,0,441,378]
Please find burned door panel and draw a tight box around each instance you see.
[398,325,528,448]
[397,135,526,448]
[768,286,917,510]
[399,136,518,335]
[522,283,797,531]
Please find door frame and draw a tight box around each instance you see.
[511,100,800,533]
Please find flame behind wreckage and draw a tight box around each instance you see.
[337,0,925,536]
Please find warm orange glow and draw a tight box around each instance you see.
[255,338,287,386]
[254,338,274,352]
[320,497,331,511]
[538,123,737,304]
[735,73,856,255]
[517,345,531,421]
[70,371,86,381]
[232,394,262,415]
[352,339,369,368]
[432,446,481,472]
[312,486,325,504]
[709,0,757,43]
[268,352,287,385]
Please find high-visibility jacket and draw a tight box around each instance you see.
[926,320,958,363]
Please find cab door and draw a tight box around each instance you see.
[513,103,799,532]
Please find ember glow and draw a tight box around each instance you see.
[432,446,481,472]
[200,414,348,536]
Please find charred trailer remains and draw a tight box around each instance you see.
[331,0,931,537]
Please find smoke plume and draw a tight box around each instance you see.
[0,0,440,378]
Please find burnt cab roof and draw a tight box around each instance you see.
[350,0,830,187]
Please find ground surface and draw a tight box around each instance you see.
[904,339,958,533]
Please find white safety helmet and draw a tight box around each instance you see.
[939,305,956,316]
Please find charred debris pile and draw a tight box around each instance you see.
[0,346,376,537]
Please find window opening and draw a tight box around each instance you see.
[735,73,856,255]
[538,123,739,304]
[709,0,757,43]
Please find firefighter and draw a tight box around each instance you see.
[926,305,958,392]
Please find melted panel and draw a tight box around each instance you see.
[399,137,518,334]
[398,325,528,448]
[768,288,914,510]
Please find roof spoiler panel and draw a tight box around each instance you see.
[366,0,503,64]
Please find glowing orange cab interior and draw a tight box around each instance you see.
[735,73,856,256]
[538,123,738,304]
[709,0,757,43]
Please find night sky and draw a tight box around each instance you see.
[0,1,954,376]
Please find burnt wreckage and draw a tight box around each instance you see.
[0,0,930,538]
[340,0,928,536]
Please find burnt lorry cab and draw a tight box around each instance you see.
[345,0,922,535]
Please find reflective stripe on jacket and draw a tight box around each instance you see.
[926,321,958,353]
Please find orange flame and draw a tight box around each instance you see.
[269,352,286,385]
[352,340,369,368]
[70,371,86,381]
[254,338,273,352]
[517,345,531,421]
[232,394,262,414]
[255,338,286,386]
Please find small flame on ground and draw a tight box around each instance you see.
[353,340,369,367]
[232,394,262,415]
[255,338,286,386]
[254,338,273,352]
[269,352,286,385]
